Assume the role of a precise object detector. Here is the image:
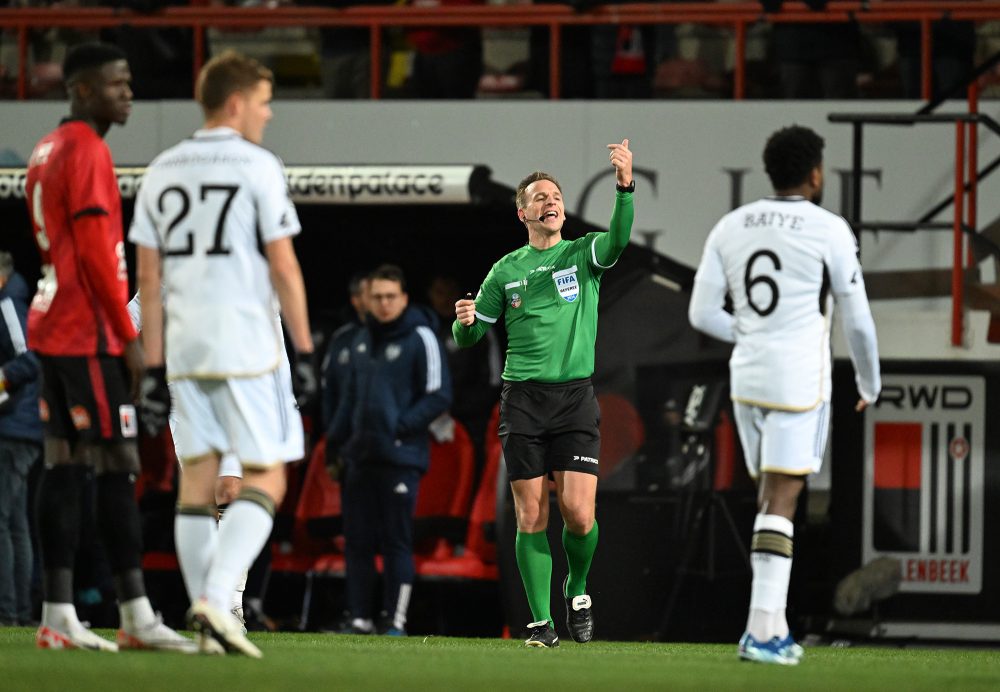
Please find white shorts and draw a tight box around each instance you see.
[732,400,830,480]
[170,370,304,471]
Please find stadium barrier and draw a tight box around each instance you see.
[2,2,1000,100]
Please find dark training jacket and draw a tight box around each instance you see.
[330,305,451,472]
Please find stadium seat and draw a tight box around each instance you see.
[414,419,476,558]
[596,392,646,480]
[294,436,343,552]
[418,406,501,580]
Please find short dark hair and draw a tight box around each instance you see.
[62,42,127,85]
[369,264,407,292]
[196,50,273,115]
[516,172,561,209]
[347,271,368,296]
[763,126,825,191]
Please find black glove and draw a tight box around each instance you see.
[292,352,318,409]
[137,366,170,437]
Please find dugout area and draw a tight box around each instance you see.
[3,164,997,642]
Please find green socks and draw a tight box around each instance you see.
[515,530,552,625]
[563,521,599,598]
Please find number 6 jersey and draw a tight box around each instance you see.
[689,196,880,411]
[128,126,301,379]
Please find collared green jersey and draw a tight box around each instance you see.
[453,191,634,383]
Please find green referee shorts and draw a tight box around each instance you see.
[498,378,601,481]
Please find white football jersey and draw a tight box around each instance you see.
[692,196,867,410]
[129,127,301,379]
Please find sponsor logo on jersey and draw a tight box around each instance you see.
[386,344,402,362]
[510,293,522,309]
[863,375,985,595]
[552,266,579,303]
[70,405,91,431]
[119,405,137,438]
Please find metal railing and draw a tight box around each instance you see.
[2,2,1000,100]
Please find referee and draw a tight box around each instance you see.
[454,139,634,648]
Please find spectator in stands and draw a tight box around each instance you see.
[406,0,484,98]
[0,251,42,627]
[526,0,592,98]
[591,22,657,99]
[426,274,501,475]
[327,264,451,635]
[895,18,975,99]
[101,0,195,99]
[764,0,861,98]
[307,0,396,99]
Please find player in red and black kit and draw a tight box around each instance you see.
[26,42,193,653]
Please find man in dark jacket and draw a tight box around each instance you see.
[0,251,42,626]
[328,264,451,636]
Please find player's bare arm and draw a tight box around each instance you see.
[266,236,313,355]
[136,246,164,368]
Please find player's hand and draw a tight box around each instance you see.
[137,366,170,436]
[455,293,476,327]
[855,398,870,412]
[292,352,318,409]
[124,338,145,402]
[607,138,633,188]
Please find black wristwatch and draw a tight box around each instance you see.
[616,180,635,193]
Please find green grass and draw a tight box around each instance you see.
[1,627,998,692]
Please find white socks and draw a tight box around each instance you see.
[747,513,794,642]
[203,499,273,612]
[175,513,218,605]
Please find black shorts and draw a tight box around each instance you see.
[39,355,137,442]
[498,378,601,481]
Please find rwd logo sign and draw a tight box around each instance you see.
[863,375,985,594]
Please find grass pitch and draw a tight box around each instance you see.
[2,627,998,692]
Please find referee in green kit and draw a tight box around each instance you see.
[453,139,634,648]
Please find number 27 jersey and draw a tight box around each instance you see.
[128,127,301,379]
[694,197,866,410]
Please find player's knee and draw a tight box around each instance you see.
[561,507,594,535]
[215,475,242,505]
[515,504,547,532]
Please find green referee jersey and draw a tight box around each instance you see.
[453,190,634,382]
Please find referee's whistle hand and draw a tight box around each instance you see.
[455,298,476,327]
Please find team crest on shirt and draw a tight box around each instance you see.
[70,405,91,431]
[119,405,137,438]
[386,344,402,362]
[552,266,579,303]
[510,293,522,309]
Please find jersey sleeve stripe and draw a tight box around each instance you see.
[72,206,109,220]
[415,325,442,393]
[475,311,498,324]
[0,298,27,354]
[591,237,617,269]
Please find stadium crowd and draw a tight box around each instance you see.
[0,0,994,100]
